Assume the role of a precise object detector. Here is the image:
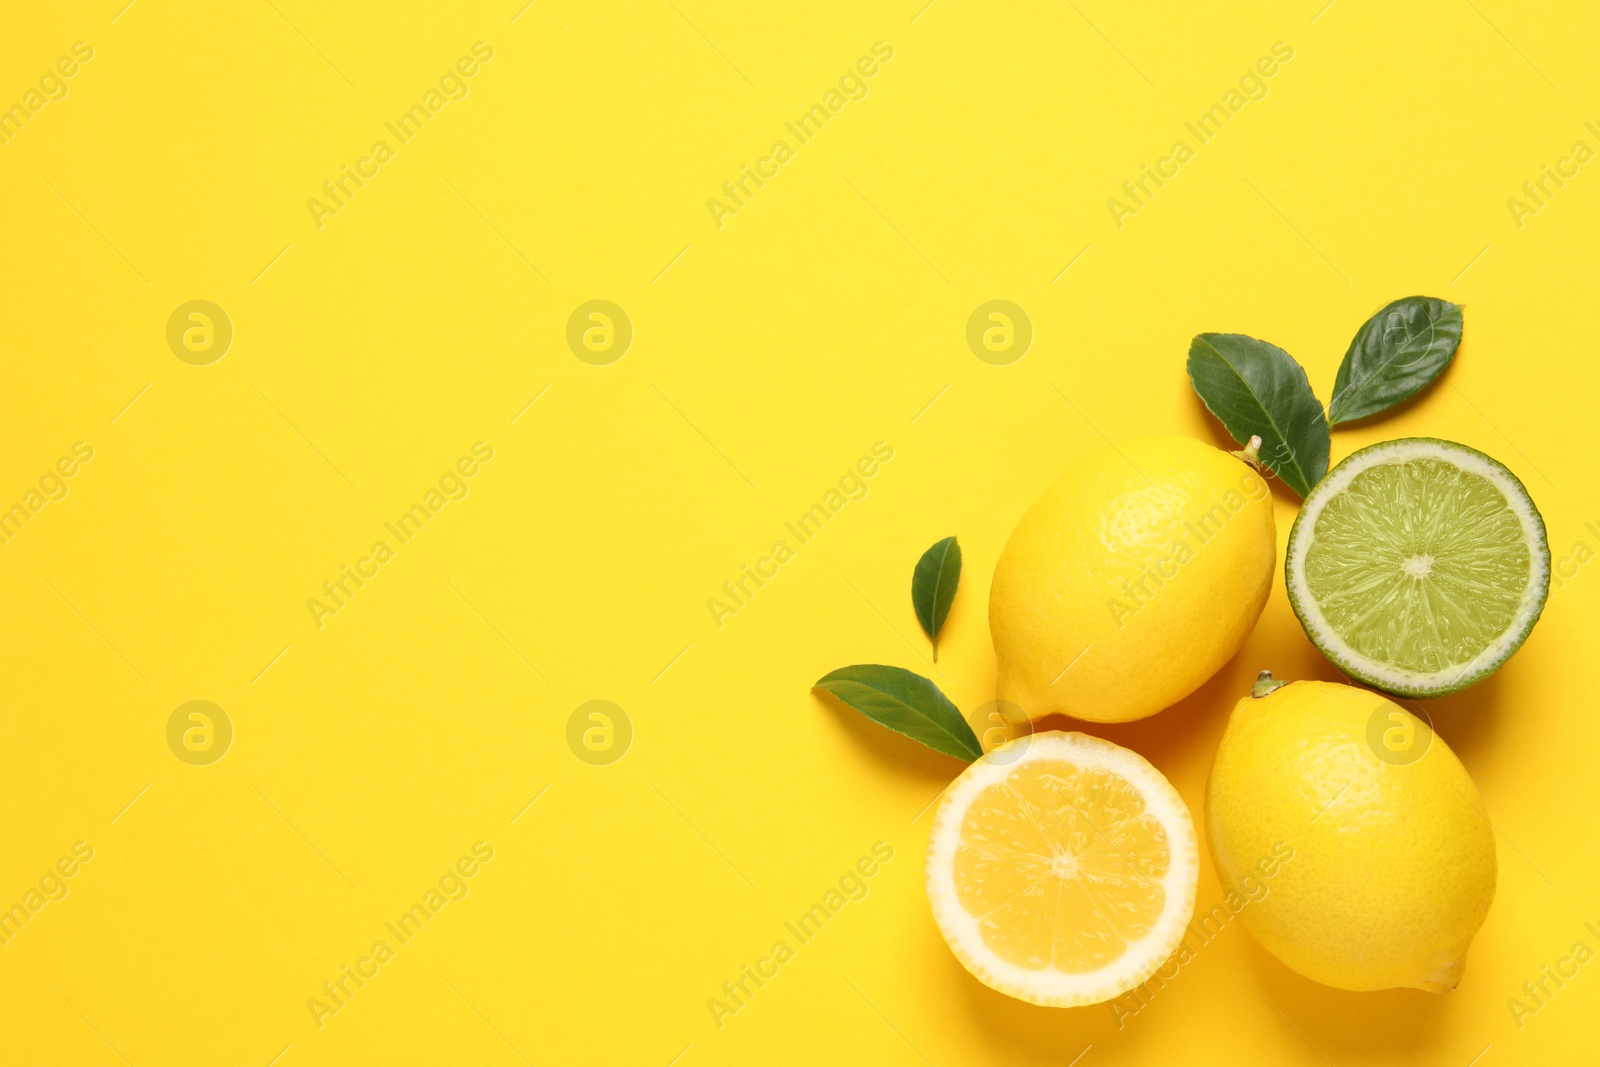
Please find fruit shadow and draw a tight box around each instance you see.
[945,942,1452,1061]
[1409,668,1505,766]
[1031,661,1244,769]
[944,955,1119,1060]
[1321,344,1465,434]
[1289,650,1508,768]
[1235,936,1453,1058]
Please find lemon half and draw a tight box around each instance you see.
[925,732,1198,1006]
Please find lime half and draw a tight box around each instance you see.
[1286,438,1549,698]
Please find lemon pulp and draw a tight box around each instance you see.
[954,760,1170,972]
[926,731,1197,1006]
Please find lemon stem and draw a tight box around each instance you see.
[1232,434,1267,473]
[1252,670,1288,698]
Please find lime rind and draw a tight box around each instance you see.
[1285,437,1549,698]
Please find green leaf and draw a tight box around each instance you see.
[1329,297,1462,425]
[911,536,961,661]
[1187,333,1330,497]
[813,664,981,762]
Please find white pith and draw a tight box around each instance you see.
[1402,554,1435,579]
[1286,438,1549,693]
[923,731,1199,1007]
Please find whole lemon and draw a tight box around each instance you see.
[990,436,1274,722]
[1205,676,1497,992]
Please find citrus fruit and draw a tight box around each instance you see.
[925,731,1198,1006]
[990,436,1275,722]
[1286,437,1549,698]
[1206,676,1496,992]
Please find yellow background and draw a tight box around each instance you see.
[2,0,1598,1063]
